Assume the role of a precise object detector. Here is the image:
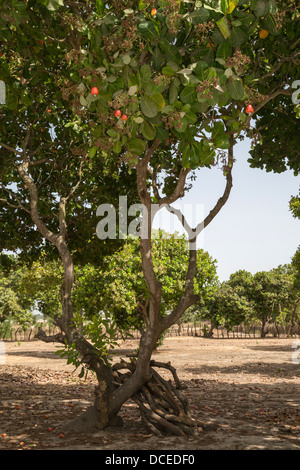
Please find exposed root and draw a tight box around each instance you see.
[112,358,203,436]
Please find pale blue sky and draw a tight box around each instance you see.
[153,138,300,281]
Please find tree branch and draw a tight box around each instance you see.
[160,137,235,329]
[245,88,293,128]
[65,157,85,201]
[29,158,51,167]
[0,142,21,155]
[136,139,162,325]
[0,185,31,214]
[158,167,191,206]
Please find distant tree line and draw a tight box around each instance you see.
[1,229,299,339]
[183,263,299,337]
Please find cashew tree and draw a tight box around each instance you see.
[0,0,299,435]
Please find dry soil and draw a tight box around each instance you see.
[0,336,299,451]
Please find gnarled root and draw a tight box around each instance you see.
[112,358,203,436]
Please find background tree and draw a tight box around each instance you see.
[17,256,63,320]
[228,267,298,336]
[203,282,254,336]
[289,191,300,330]
[0,254,35,325]
[227,269,254,299]
[101,230,218,330]
[270,264,300,335]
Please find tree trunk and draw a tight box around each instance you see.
[17,132,235,436]
[261,323,266,338]
[58,325,201,436]
[291,303,299,336]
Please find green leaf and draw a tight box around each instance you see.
[140,96,158,118]
[212,122,230,149]
[227,79,245,101]
[239,111,247,123]
[194,61,208,81]
[162,66,176,77]
[128,138,146,155]
[231,27,248,47]
[6,91,18,110]
[156,126,169,141]
[45,0,64,11]
[191,101,209,114]
[138,21,159,41]
[215,137,231,149]
[89,147,97,158]
[140,64,151,86]
[221,0,229,14]
[169,82,179,105]
[159,39,182,64]
[141,120,156,140]
[122,54,131,65]
[212,121,226,141]
[180,86,197,104]
[207,67,217,81]
[253,0,269,17]
[188,8,210,24]
[216,39,232,60]
[152,46,163,71]
[184,110,198,125]
[128,85,138,96]
[150,93,165,111]
[79,95,88,106]
[113,141,122,154]
[216,16,231,39]
[227,0,238,14]
[133,116,144,124]
[262,14,277,35]
[107,129,118,138]
[138,0,148,11]
[268,0,278,14]
[14,1,28,11]
[182,145,191,168]
[95,0,105,14]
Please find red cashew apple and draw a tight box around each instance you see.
[91,87,99,96]
[245,104,254,114]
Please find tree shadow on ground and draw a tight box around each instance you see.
[184,360,299,379]
[245,344,299,353]
[4,349,59,360]
[0,363,299,450]
[4,347,137,361]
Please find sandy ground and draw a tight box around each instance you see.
[0,336,299,451]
